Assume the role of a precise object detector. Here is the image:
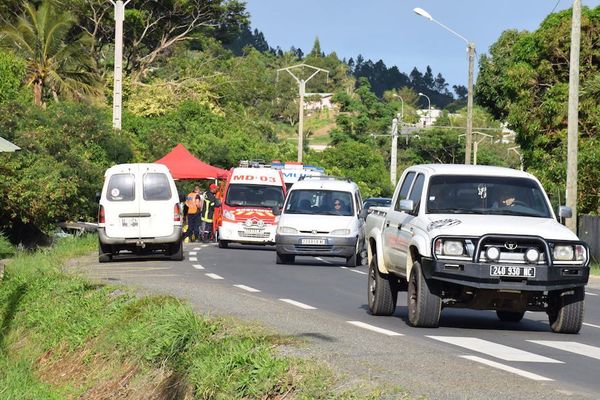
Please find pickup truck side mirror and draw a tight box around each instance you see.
[359,208,369,219]
[558,206,572,219]
[399,199,414,212]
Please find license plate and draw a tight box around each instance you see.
[490,265,535,278]
[121,218,138,227]
[301,238,326,245]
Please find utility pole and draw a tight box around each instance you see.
[390,116,399,186]
[566,0,581,233]
[277,64,329,162]
[466,42,475,165]
[109,0,131,131]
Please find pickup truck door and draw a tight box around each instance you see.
[382,172,415,271]
[395,173,425,276]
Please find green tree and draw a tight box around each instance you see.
[0,50,26,104]
[0,1,100,106]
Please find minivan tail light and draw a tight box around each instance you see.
[174,203,181,222]
[98,205,105,224]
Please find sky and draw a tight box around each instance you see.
[244,0,600,90]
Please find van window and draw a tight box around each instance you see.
[285,190,353,216]
[143,173,172,201]
[107,173,135,202]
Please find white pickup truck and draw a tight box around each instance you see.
[363,164,590,333]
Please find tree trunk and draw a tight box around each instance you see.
[33,80,43,107]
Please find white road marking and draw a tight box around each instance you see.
[351,269,368,275]
[234,284,261,293]
[315,257,333,264]
[192,264,205,270]
[347,321,403,336]
[583,322,600,329]
[586,291,598,296]
[279,299,316,310]
[528,341,600,361]
[427,336,563,363]
[205,273,224,280]
[193,247,201,251]
[189,257,198,262]
[460,356,553,381]
[189,251,197,255]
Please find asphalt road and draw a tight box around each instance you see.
[73,243,600,400]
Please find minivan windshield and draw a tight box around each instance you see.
[225,184,284,208]
[426,175,551,218]
[285,190,354,216]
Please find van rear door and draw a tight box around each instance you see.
[138,166,175,238]
[104,165,141,239]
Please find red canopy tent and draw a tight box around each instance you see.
[155,144,229,180]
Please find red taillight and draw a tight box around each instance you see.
[174,203,181,222]
[98,205,105,224]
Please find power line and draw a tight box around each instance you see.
[551,0,561,14]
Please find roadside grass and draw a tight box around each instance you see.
[590,262,600,276]
[0,235,406,399]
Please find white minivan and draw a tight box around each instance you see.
[97,163,183,262]
[275,176,365,266]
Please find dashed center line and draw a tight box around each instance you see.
[460,356,553,381]
[279,299,316,310]
[347,321,403,336]
[427,336,562,363]
[234,284,261,293]
[341,266,368,275]
[189,251,197,255]
[586,291,598,296]
[189,257,198,262]
[528,340,600,361]
[583,322,600,329]
[192,264,205,270]
[205,273,224,280]
[193,247,201,251]
[315,257,333,264]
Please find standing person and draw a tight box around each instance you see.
[183,185,202,242]
[200,183,221,242]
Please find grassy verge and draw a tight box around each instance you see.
[0,235,405,399]
[590,263,600,276]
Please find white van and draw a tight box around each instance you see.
[275,176,365,266]
[97,163,183,262]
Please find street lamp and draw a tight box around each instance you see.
[414,7,475,165]
[109,0,132,131]
[418,92,431,126]
[471,131,493,165]
[390,94,404,185]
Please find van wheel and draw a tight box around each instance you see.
[367,256,397,315]
[346,239,361,267]
[276,252,294,264]
[547,287,584,334]
[169,240,184,261]
[496,310,525,322]
[407,260,441,328]
[98,241,112,263]
[218,240,229,248]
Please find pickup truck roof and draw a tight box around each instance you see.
[406,164,535,179]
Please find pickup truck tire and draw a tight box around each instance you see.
[408,261,441,328]
[169,239,184,261]
[367,256,398,315]
[276,252,295,265]
[547,287,584,334]
[98,241,112,263]
[496,310,525,322]
[218,240,229,248]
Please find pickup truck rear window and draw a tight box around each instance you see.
[426,175,551,218]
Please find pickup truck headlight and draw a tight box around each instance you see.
[223,210,236,221]
[330,229,351,236]
[553,244,586,262]
[277,226,298,234]
[434,239,466,257]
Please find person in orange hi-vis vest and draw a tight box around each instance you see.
[183,185,202,242]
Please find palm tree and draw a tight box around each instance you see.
[0,1,100,106]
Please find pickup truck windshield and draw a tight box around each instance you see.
[426,175,552,218]
[225,184,284,208]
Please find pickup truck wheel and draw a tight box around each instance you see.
[496,310,525,322]
[407,261,441,328]
[218,240,229,248]
[98,241,112,263]
[169,239,184,261]
[367,256,397,315]
[547,287,584,334]
[276,252,295,265]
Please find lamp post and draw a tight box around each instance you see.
[414,7,475,165]
[277,64,329,162]
[390,94,404,185]
[109,0,131,131]
[418,92,431,126]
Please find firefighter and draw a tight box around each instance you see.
[200,183,221,242]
